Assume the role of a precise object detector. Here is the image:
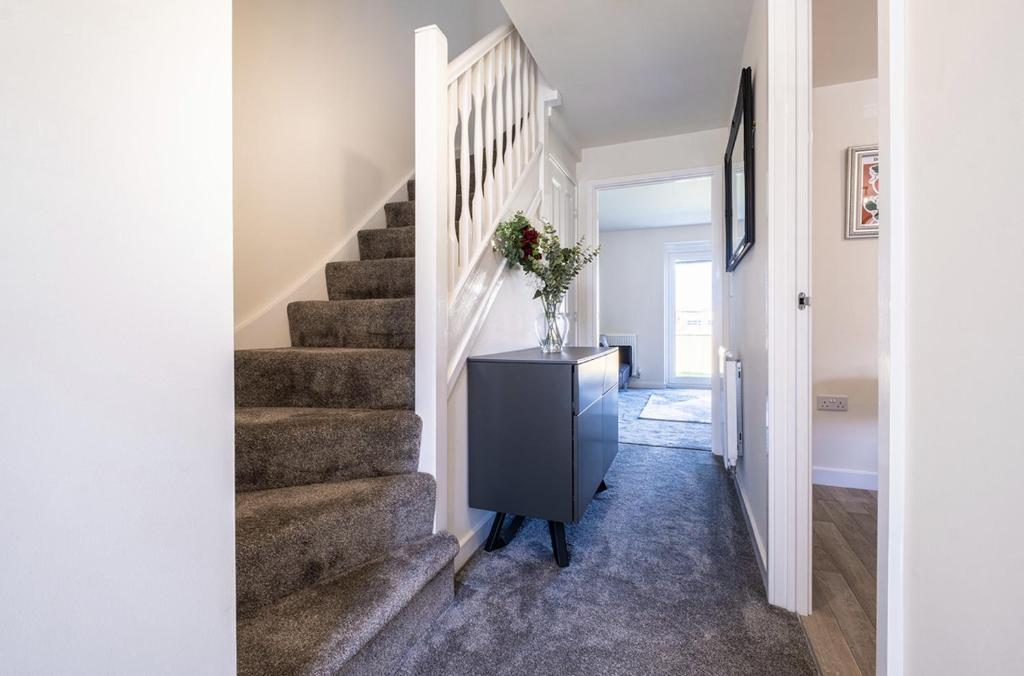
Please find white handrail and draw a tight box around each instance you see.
[447,23,514,84]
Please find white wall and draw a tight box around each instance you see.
[234,0,509,346]
[729,0,770,565]
[898,2,1024,673]
[599,225,712,387]
[578,128,729,455]
[812,79,879,489]
[0,2,235,673]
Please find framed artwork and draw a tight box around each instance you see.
[845,144,879,239]
[724,67,755,271]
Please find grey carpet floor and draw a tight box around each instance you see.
[620,388,712,451]
[398,444,816,675]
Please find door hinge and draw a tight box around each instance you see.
[798,292,811,310]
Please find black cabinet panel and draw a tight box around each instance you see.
[468,347,619,526]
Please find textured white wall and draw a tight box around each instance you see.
[0,2,235,673]
[812,79,879,488]
[233,0,509,342]
[900,2,1024,673]
[730,0,770,562]
[599,225,713,387]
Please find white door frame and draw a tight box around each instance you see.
[764,0,813,616]
[664,240,713,389]
[775,0,906,672]
[876,0,906,672]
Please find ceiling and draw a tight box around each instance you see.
[813,0,878,86]
[501,0,754,148]
[598,177,713,232]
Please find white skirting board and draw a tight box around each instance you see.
[813,466,879,490]
[454,516,492,571]
[733,471,767,582]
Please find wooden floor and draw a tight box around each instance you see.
[802,485,878,676]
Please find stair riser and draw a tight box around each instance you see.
[235,409,422,492]
[235,349,414,409]
[384,201,415,228]
[358,227,415,260]
[407,179,415,201]
[288,300,414,349]
[326,258,414,300]
[236,474,436,615]
[338,564,454,676]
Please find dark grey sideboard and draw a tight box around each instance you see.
[467,346,619,567]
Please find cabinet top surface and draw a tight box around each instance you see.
[468,346,617,365]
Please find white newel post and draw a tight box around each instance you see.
[415,25,449,531]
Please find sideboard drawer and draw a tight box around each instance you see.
[576,356,606,414]
[602,350,620,394]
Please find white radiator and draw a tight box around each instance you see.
[602,333,638,378]
[723,355,743,470]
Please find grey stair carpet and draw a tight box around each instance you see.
[235,347,414,410]
[238,533,458,676]
[327,258,415,300]
[235,408,421,492]
[288,298,414,349]
[235,176,458,673]
[358,226,415,260]
[385,200,415,228]
[236,473,436,614]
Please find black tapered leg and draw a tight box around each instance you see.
[484,512,507,552]
[548,521,569,567]
[596,480,609,494]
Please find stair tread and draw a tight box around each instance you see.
[235,347,414,410]
[238,533,456,676]
[326,258,414,300]
[384,200,415,228]
[235,407,421,491]
[357,226,415,261]
[288,298,414,349]
[237,473,436,615]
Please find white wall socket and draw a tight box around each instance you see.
[816,395,849,412]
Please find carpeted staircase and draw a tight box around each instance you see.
[234,179,459,675]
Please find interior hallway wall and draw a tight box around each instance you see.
[729,0,770,565]
[812,79,880,489]
[599,224,713,387]
[0,1,235,672]
[234,0,509,346]
[898,2,1024,672]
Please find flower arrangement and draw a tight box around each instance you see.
[493,211,599,351]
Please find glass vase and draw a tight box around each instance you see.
[535,296,569,353]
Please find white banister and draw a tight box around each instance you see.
[416,22,545,531]
[414,25,450,530]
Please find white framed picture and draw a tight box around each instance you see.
[845,144,879,239]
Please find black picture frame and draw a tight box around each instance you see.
[724,67,755,272]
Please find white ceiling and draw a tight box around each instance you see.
[598,177,712,231]
[501,0,754,148]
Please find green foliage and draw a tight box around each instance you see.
[492,211,600,302]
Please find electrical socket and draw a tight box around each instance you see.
[816,395,849,412]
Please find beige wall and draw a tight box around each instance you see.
[233,0,508,336]
[813,0,877,86]
[900,2,1024,673]
[0,1,235,671]
[730,0,770,563]
[812,79,879,488]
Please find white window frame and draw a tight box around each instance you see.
[664,240,713,389]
